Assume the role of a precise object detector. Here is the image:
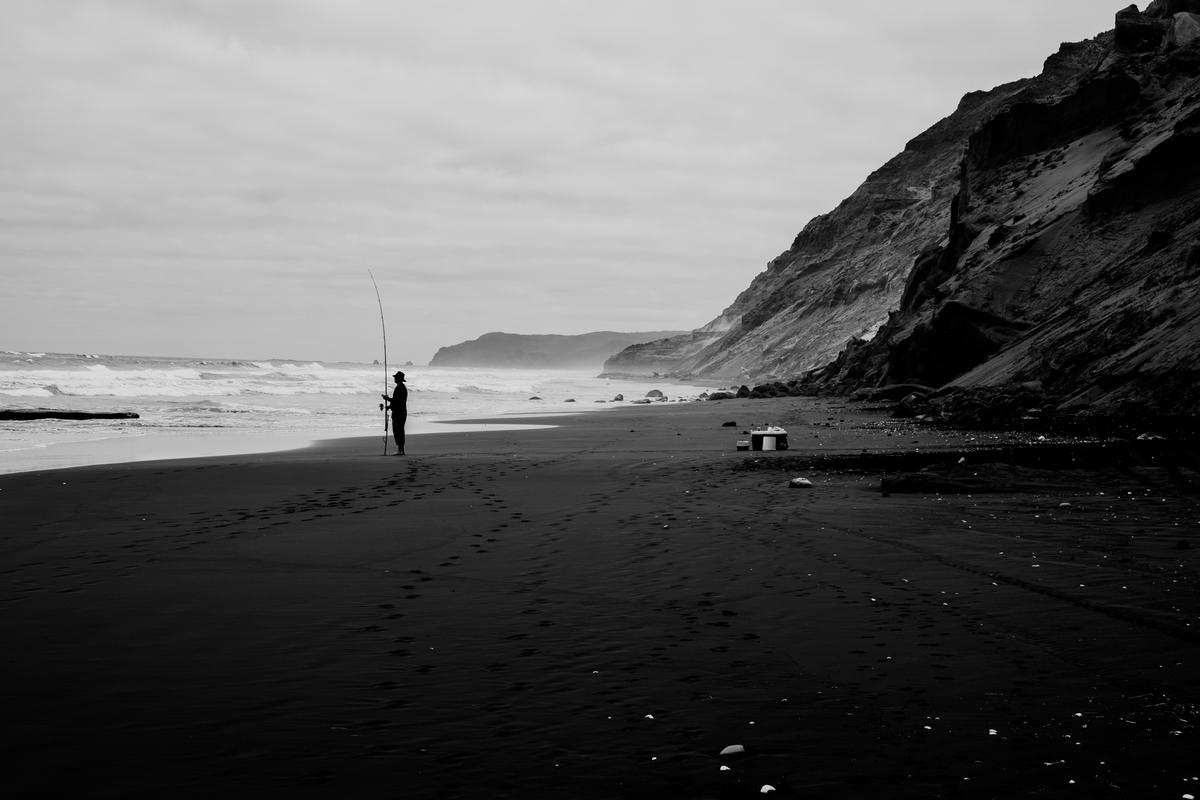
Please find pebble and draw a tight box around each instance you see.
[719,744,746,757]
[789,477,813,489]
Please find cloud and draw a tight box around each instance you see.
[0,0,1120,361]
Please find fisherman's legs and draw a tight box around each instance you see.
[392,413,406,454]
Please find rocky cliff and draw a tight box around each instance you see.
[606,3,1200,416]
[429,330,686,370]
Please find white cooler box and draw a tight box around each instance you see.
[750,427,788,451]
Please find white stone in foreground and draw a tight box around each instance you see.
[789,477,813,489]
[719,744,745,756]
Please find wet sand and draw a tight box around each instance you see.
[2,398,1198,798]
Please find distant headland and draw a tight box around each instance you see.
[429,331,686,371]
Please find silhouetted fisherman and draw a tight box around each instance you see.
[381,370,408,455]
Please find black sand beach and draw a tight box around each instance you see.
[3,398,1198,798]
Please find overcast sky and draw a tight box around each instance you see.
[1,0,1119,363]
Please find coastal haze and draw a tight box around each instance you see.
[430,330,688,370]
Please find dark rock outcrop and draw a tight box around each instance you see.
[1115,4,1168,51]
[0,409,140,421]
[1147,0,1200,17]
[965,72,1142,169]
[885,302,1032,387]
[1168,12,1200,46]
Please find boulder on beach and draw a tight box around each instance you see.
[645,389,664,398]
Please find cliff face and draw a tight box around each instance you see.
[605,37,1115,381]
[606,4,1200,415]
[429,330,686,370]
[808,4,1200,415]
[600,313,738,375]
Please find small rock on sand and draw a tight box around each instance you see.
[789,477,813,489]
[719,744,746,757]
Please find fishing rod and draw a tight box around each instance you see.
[369,269,389,456]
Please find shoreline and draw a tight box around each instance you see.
[0,394,726,478]
[0,362,721,477]
[0,409,580,477]
[3,396,1197,797]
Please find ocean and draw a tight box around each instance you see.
[0,351,725,474]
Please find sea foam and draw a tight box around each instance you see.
[0,351,725,474]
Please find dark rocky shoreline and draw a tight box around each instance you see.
[734,435,1200,489]
[710,379,1200,441]
[0,409,140,421]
